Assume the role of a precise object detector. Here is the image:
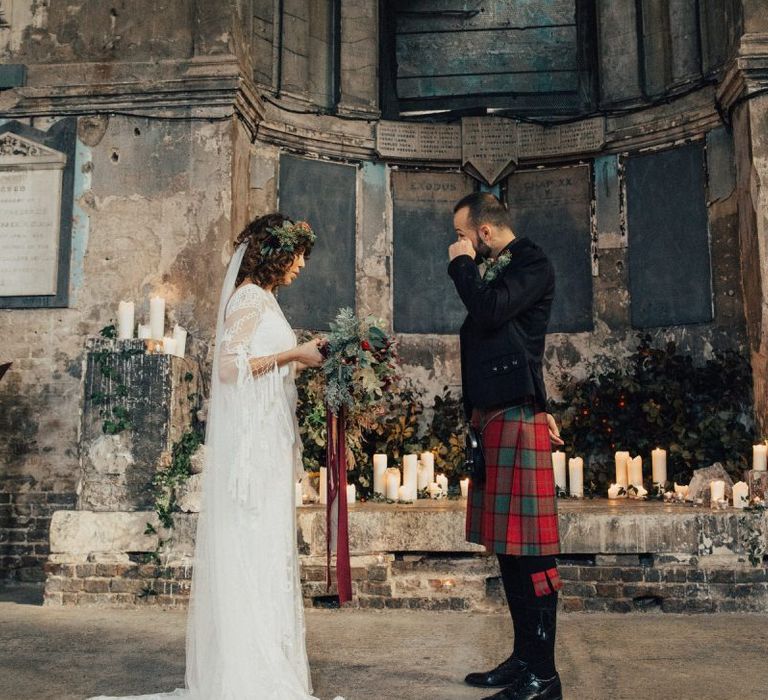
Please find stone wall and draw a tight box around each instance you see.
[0,112,239,581]
[42,501,768,612]
[2,1,768,585]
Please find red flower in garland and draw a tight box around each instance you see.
[360,340,371,351]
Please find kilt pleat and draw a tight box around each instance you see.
[466,404,560,556]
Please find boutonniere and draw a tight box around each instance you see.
[482,251,512,282]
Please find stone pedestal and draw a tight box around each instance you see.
[78,338,202,511]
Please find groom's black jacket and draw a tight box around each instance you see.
[448,237,554,418]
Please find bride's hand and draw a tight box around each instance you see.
[294,338,324,368]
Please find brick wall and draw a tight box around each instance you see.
[1,492,76,583]
[42,551,768,613]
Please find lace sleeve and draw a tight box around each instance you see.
[219,286,277,385]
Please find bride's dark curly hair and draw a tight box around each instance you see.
[234,213,315,288]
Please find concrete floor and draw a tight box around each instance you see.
[0,586,766,700]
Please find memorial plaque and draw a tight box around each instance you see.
[0,133,66,296]
[392,171,473,334]
[506,165,593,333]
[517,117,605,159]
[0,119,76,309]
[277,154,356,331]
[376,120,461,161]
[461,116,518,186]
[626,143,712,328]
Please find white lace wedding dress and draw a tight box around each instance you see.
[89,243,342,700]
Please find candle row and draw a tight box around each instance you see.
[117,298,187,358]
[303,466,470,506]
[551,452,585,497]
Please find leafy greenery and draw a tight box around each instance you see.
[551,334,755,491]
[152,428,204,528]
[296,372,467,499]
[321,308,398,413]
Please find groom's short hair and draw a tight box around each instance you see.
[453,192,513,231]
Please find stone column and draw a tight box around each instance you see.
[337,0,379,117]
[718,17,768,434]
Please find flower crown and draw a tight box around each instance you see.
[260,220,316,257]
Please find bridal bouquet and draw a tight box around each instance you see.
[320,308,399,415]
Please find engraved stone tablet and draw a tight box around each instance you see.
[376,120,460,161]
[461,117,518,186]
[0,132,67,297]
[517,117,605,159]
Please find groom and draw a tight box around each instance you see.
[448,192,563,700]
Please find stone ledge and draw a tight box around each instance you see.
[48,501,768,562]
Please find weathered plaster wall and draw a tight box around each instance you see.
[0,113,238,581]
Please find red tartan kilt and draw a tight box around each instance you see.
[466,404,560,556]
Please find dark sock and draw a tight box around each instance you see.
[497,554,559,678]
[497,554,523,658]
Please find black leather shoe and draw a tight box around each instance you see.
[482,671,562,700]
[464,655,528,688]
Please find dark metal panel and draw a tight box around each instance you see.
[626,143,713,328]
[505,165,594,334]
[0,118,76,310]
[392,171,473,334]
[396,26,578,77]
[277,154,357,330]
[394,0,576,32]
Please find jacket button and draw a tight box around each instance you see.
[492,366,498,372]
[502,365,509,371]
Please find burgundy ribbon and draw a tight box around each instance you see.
[325,406,352,604]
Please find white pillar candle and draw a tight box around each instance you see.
[651,448,667,485]
[319,467,327,505]
[614,451,630,487]
[137,324,151,339]
[162,337,177,355]
[674,482,689,499]
[149,296,165,340]
[460,478,469,499]
[568,457,584,497]
[753,444,768,471]
[428,482,442,499]
[117,301,135,340]
[172,325,187,358]
[552,451,567,492]
[420,451,435,485]
[346,483,356,505]
[627,456,643,487]
[607,483,625,499]
[436,473,448,494]
[403,454,418,496]
[373,454,387,496]
[385,469,401,501]
[710,480,726,503]
[732,481,748,509]
[417,463,430,490]
[295,481,303,507]
[397,485,409,502]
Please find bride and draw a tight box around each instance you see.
[90,213,342,700]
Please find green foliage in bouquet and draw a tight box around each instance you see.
[551,334,755,490]
[322,308,399,413]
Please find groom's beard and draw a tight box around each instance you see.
[475,240,493,262]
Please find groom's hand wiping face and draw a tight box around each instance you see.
[449,238,476,262]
